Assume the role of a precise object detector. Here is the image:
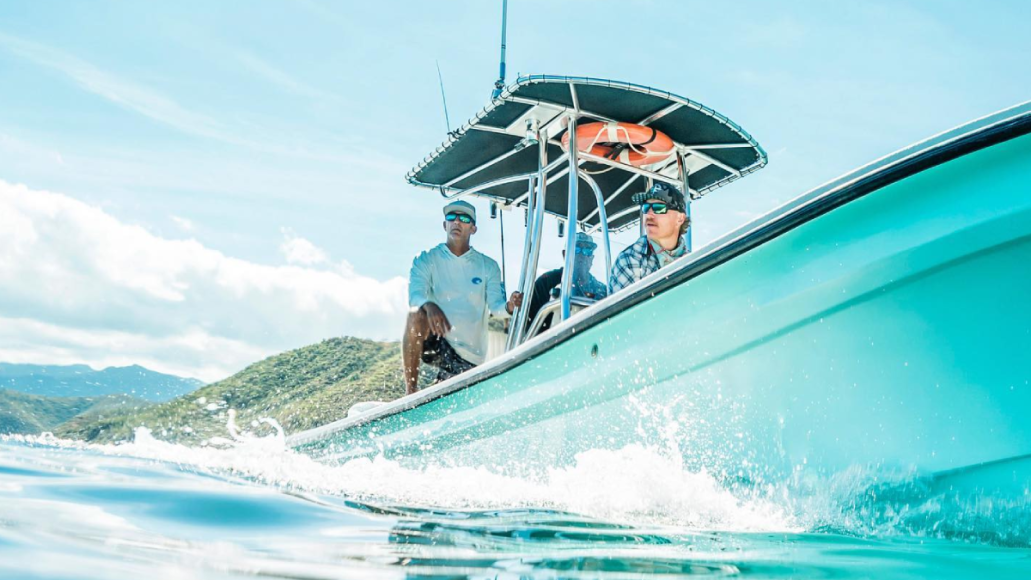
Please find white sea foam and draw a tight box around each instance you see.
[5,429,798,533]
[7,428,1030,545]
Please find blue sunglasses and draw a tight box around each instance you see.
[640,202,669,215]
[445,212,474,224]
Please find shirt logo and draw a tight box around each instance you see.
[471,277,483,285]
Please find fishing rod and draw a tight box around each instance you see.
[435,60,451,134]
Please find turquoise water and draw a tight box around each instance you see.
[3,432,1030,579]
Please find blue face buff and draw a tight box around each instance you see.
[445,212,474,224]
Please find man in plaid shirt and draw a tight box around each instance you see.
[609,182,690,293]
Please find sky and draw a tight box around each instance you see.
[1,0,1028,382]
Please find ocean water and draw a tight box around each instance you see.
[2,429,1030,580]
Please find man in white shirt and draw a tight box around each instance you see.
[403,200,523,394]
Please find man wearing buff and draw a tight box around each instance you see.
[609,182,690,293]
[524,232,608,335]
[404,200,523,394]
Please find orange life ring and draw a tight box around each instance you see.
[561,121,675,167]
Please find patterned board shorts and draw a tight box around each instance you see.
[421,334,476,383]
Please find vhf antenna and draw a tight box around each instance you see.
[491,0,509,98]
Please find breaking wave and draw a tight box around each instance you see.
[7,425,1030,546]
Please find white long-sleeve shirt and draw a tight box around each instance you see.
[408,243,509,364]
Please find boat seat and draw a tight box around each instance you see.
[525,295,597,339]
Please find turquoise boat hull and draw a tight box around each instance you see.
[291,105,1031,487]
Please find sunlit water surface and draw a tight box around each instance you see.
[2,430,1030,579]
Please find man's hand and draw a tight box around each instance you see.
[506,291,524,314]
[422,302,452,336]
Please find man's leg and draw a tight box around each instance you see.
[402,307,428,395]
[428,336,476,384]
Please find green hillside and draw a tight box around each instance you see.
[0,390,151,435]
[56,337,427,444]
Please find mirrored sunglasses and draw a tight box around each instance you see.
[445,212,474,224]
[640,202,669,215]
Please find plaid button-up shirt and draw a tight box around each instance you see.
[609,235,688,293]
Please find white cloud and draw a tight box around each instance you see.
[171,215,195,231]
[0,132,66,168]
[0,180,408,382]
[1,33,418,172]
[0,33,374,163]
[234,51,340,102]
[0,317,265,383]
[0,33,236,146]
[279,227,329,266]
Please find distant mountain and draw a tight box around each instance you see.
[56,337,431,444]
[0,363,204,402]
[0,389,152,435]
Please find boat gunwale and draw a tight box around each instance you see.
[288,99,1031,449]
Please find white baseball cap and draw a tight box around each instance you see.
[442,200,476,222]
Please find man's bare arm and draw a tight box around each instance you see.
[422,302,452,336]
